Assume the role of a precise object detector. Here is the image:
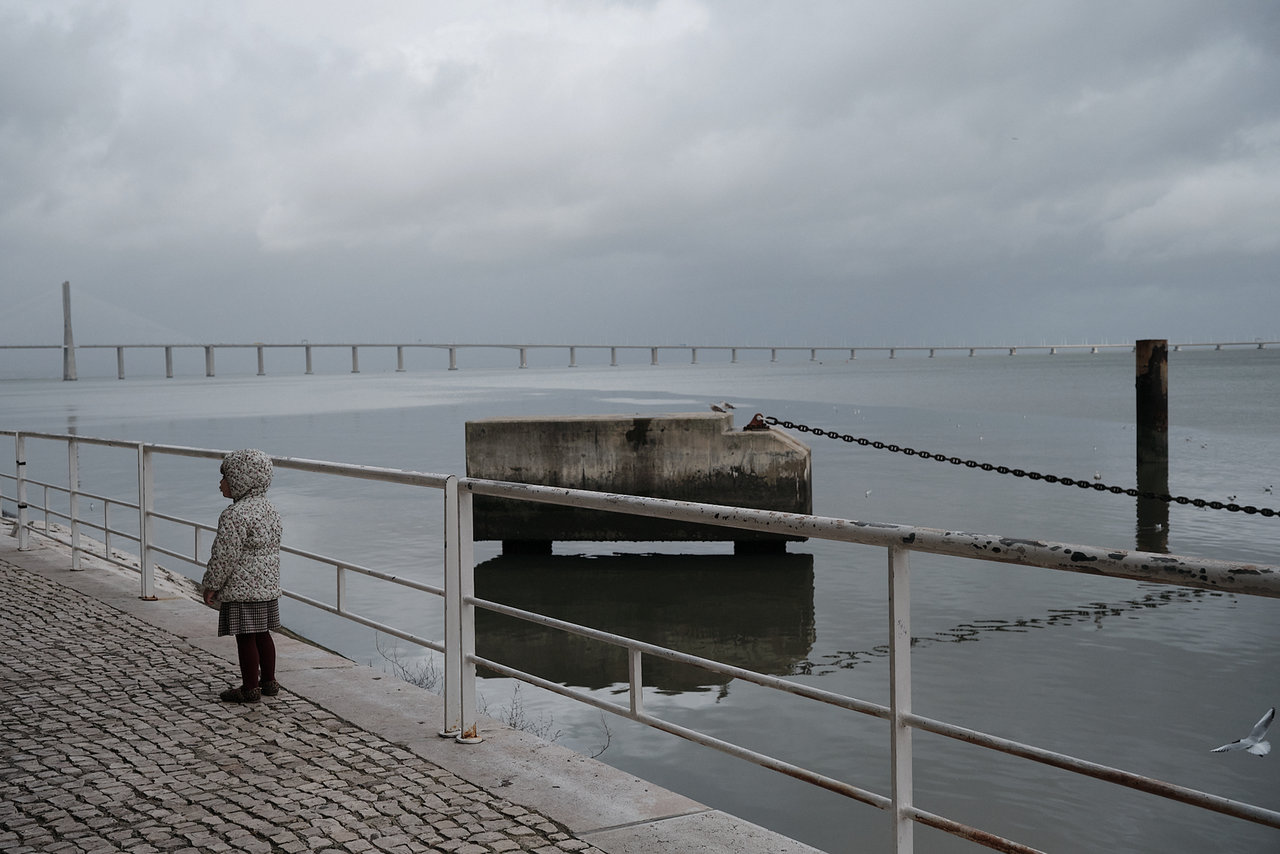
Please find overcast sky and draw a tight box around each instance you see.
[2,1,1278,348]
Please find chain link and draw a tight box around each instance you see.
[763,416,1278,518]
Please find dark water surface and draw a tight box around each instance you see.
[4,349,1279,852]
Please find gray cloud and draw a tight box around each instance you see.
[2,0,1277,347]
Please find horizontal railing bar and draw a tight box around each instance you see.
[150,544,200,566]
[21,526,138,574]
[907,713,1280,830]
[16,476,67,494]
[906,807,1046,854]
[33,506,70,526]
[471,654,893,810]
[0,433,451,490]
[471,595,891,719]
[149,510,215,532]
[282,590,443,654]
[463,479,1280,598]
[280,545,445,597]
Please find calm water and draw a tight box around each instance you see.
[4,349,1279,853]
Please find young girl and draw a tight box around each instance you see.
[202,449,283,703]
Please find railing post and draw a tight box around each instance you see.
[204,346,215,377]
[568,346,577,368]
[731,348,738,364]
[442,476,461,738]
[351,346,360,373]
[457,484,480,742]
[443,478,481,743]
[691,348,698,364]
[15,434,29,551]
[164,346,174,378]
[448,347,458,370]
[650,347,658,366]
[518,347,528,369]
[629,648,644,717]
[256,345,266,376]
[305,344,313,374]
[116,346,126,380]
[396,345,406,372]
[68,437,82,570]
[137,444,156,600]
[610,347,618,366]
[889,545,914,853]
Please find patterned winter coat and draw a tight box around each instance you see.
[202,449,282,603]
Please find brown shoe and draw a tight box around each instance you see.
[260,680,280,697]
[219,686,261,703]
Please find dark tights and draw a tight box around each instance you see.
[234,632,276,690]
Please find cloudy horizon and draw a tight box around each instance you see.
[2,1,1278,348]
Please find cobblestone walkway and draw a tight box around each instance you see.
[0,557,605,854]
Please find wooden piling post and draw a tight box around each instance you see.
[1135,339,1169,552]
[1135,339,1168,466]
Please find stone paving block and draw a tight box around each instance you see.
[0,556,611,854]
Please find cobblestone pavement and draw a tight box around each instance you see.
[0,556,606,854]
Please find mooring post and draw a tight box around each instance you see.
[1135,339,1170,552]
[61,281,77,381]
[1135,339,1168,466]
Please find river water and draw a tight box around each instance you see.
[3,348,1278,853]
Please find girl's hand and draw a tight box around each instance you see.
[203,588,217,607]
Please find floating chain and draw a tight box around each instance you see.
[763,415,1278,518]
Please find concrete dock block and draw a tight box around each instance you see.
[465,412,811,551]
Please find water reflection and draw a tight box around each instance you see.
[474,552,815,693]
[800,582,1226,674]
[1135,460,1171,553]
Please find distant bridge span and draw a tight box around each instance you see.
[1,340,1277,380]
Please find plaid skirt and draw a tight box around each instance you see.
[217,599,281,637]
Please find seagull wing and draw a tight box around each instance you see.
[1211,740,1246,753]
[1246,739,1271,757]
[1248,707,1275,742]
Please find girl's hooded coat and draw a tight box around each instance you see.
[202,449,282,602]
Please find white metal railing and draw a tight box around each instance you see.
[3,429,1279,854]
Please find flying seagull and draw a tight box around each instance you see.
[1211,707,1274,756]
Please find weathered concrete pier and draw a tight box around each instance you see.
[466,412,812,554]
